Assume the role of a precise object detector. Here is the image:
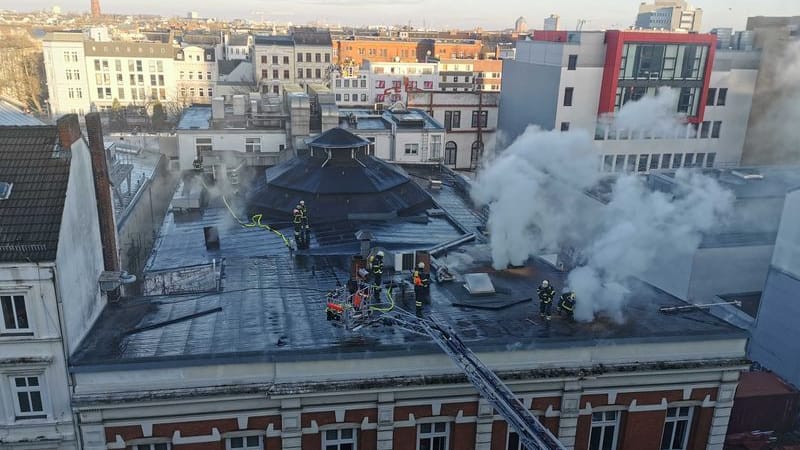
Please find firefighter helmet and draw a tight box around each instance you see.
[299,200,305,206]
[417,262,425,269]
[377,251,384,257]
[541,280,549,287]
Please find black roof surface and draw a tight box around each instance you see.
[0,126,70,262]
[71,168,745,370]
[254,35,294,46]
[308,127,370,149]
[292,31,333,46]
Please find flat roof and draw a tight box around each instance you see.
[176,106,211,130]
[338,108,444,132]
[70,167,744,370]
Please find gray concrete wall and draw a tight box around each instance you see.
[55,137,107,353]
[749,189,800,387]
[771,189,800,278]
[498,59,561,145]
[117,155,179,296]
[689,245,774,303]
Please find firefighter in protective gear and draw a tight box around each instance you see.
[297,201,309,244]
[558,291,576,320]
[537,280,556,322]
[412,262,431,308]
[369,251,385,288]
[292,208,305,249]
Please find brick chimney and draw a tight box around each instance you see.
[56,114,81,151]
[84,113,120,274]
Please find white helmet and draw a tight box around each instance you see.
[299,200,305,206]
[541,280,549,287]
[417,262,425,269]
[377,251,384,257]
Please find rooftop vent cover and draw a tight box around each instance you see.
[463,273,496,296]
[0,182,12,200]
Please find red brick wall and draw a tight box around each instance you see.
[152,418,238,437]
[393,426,416,449]
[688,407,714,450]
[491,420,508,450]
[173,444,220,450]
[104,425,143,443]
[359,429,377,450]
[396,405,433,420]
[620,410,667,450]
[574,414,591,450]
[302,433,321,449]
[452,422,476,450]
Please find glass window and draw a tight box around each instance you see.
[134,444,170,450]
[323,428,356,450]
[706,152,716,167]
[471,110,488,128]
[507,429,523,450]
[404,143,419,155]
[470,141,484,169]
[700,121,710,138]
[603,155,613,171]
[195,137,213,155]
[684,153,695,167]
[615,155,625,172]
[695,153,706,167]
[563,87,574,106]
[444,141,457,165]
[297,53,303,62]
[590,411,620,450]
[11,376,45,418]
[717,88,728,106]
[561,122,570,132]
[226,435,262,449]
[649,154,660,170]
[711,121,722,139]
[672,153,683,168]
[661,154,672,169]
[444,110,460,130]
[626,154,637,172]
[568,54,578,70]
[1,295,30,332]
[661,407,693,450]
[245,138,261,153]
[284,56,290,64]
[418,422,449,450]
[272,55,278,64]
[638,154,649,172]
[706,88,716,106]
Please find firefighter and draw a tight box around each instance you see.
[558,291,576,320]
[413,262,431,306]
[297,200,310,244]
[292,208,304,249]
[537,279,556,323]
[370,251,385,288]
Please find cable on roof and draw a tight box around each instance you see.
[202,179,294,250]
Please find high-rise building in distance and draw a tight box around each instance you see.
[636,0,702,32]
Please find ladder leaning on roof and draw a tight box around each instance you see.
[383,309,567,450]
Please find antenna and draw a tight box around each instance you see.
[576,19,588,32]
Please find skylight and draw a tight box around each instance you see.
[0,182,13,200]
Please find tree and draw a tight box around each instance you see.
[151,101,166,131]
[110,98,127,130]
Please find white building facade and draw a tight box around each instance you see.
[499,30,759,171]
[43,32,221,116]
[0,115,109,449]
[331,61,439,108]
[408,91,499,170]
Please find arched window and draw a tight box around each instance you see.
[470,141,484,169]
[444,141,457,166]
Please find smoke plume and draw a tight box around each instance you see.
[744,40,800,164]
[472,91,734,322]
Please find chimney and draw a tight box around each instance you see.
[84,113,120,275]
[212,97,225,120]
[56,114,81,151]
[232,95,246,116]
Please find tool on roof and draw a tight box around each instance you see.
[659,300,742,314]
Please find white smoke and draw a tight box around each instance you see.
[745,40,800,164]
[472,91,734,322]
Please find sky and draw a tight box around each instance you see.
[1,0,797,32]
